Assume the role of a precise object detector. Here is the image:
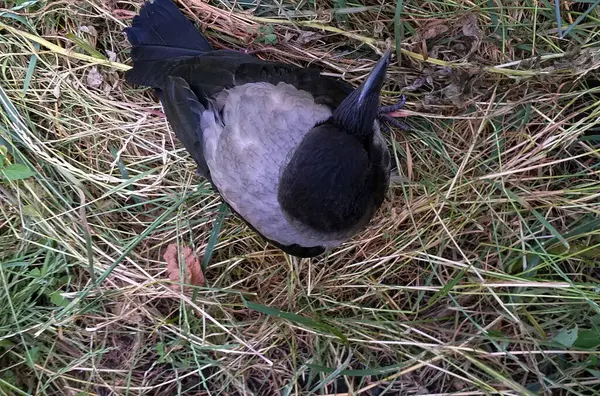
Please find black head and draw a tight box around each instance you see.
[277,51,392,237]
[278,124,375,234]
[332,51,391,141]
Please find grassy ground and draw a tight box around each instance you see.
[1,0,600,395]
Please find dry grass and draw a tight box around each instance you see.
[1,0,600,395]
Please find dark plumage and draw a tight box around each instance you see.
[125,0,402,257]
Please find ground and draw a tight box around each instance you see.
[1,0,600,395]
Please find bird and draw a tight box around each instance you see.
[124,0,406,258]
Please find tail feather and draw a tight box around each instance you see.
[125,0,212,54]
[129,46,204,62]
[125,0,211,86]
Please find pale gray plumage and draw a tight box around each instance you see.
[202,82,353,248]
[125,0,402,257]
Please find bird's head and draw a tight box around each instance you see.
[331,50,391,141]
[277,51,393,237]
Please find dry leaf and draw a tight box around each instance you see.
[443,83,465,108]
[415,22,449,41]
[285,31,324,44]
[79,25,98,37]
[164,244,205,291]
[413,22,449,59]
[459,13,481,39]
[295,31,323,45]
[404,77,426,92]
[86,66,103,88]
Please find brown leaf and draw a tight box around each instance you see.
[459,13,482,39]
[295,31,324,45]
[164,244,205,291]
[416,22,449,41]
[443,83,465,108]
[404,76,427,92]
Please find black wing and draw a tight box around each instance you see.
[126,51,353,177]
[126,50,353,108]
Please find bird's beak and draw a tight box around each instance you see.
[358,50,391,105]
[333,50,392,138]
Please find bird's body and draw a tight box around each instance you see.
[204,82,341,249]
[125,0,397,257]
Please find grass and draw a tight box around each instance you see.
[1,0,600,394]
